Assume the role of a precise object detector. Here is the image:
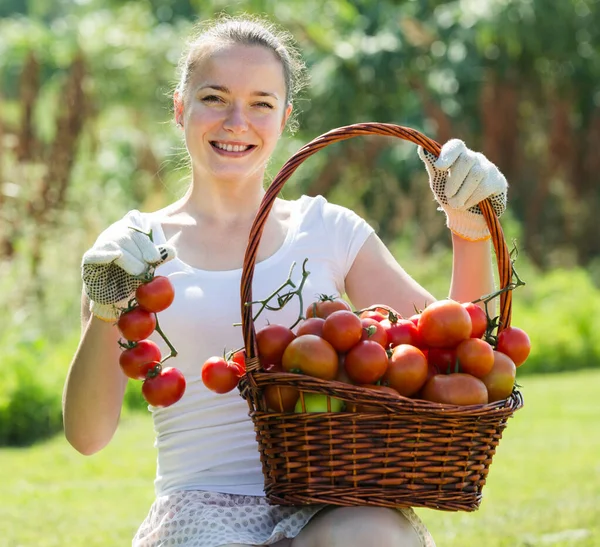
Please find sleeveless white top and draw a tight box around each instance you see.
[120,195,374,496]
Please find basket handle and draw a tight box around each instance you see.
[241,123,512,372]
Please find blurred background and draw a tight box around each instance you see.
[0,1,599,545]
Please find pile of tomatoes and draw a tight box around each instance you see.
[116,275,186,408]
[202,295,531,412]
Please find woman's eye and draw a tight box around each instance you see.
[202,95,223,103]
[255,102,274,109]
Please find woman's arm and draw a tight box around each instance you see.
[62,289,128,455]
[345,232,495,317]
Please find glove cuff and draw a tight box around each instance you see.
[90,299,128,322]
[444,209,492,242]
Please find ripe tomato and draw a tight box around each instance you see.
[263,385,299,412]
[462,302,488,339]
[480,351,516,402]
[281,334,338,380]
[427,347,457,374]
[117,306,156,342]
[256,324,296,366]
[418,299,472,348]
[119,340,162,380]
[456,338,494,378]
[230,349,246,374]
[408,314,421,327]
[496,326,531,367]
[380,318,421,348]
[360,317,388,348]
[344,340,389,384]
[347,384,400,412]
[305,296,351,319]
[335,356,354,384]
[201,356,241,394]
[296,317,325,337]
[135,276,175,313]
[359,308,388,322]
[420,373,488,405]
[322,310,363,352]
[142,366,186,408]
[382,344,428,397]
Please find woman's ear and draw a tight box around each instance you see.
[280,103,293,133]
[174,91,184,128]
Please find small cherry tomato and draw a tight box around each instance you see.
[462,302,488,339]
[322,310,363,352]
[142,365,186,408]
[256,324,296,367]
[119,340,162,380]
[135,276,175,313]
[117,306,156,342]
[305,296,351,319]
[496,326,531,367]
[201,357,241,394]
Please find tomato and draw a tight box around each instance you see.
[142,365,186,408]
[408,314,421,328]
[480,351,516,402]
[335,355,354,384]
[281,334,338,380]
[322,310,363,352]
[359,308,388,322]
[201,356,241,394]
[462,302,488,339]
[382,344,428,397]
[344,340,388,384]
[295,393,344,413]
[256,324,296,366]
[360,318,388,348]
[418,299,472,348]
[496,326,531,367]
[119,340,162,380]
[347,384,400,412]
[296,317,325,337]
[380,318,421,348]
[230,349,246,374]
[305,296,351,319]
[135,276,175,313]
[263,385,299,412]
[456,338,494,378]
[427,347,457,374]
[420,373,489,405]
[117,306,156,342]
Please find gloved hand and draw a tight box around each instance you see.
[82,212,176,321]
[418,139,508,241]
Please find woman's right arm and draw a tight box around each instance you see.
[62,289,128,455]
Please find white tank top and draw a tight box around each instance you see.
[122,195,374,496]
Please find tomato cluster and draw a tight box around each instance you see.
[116,276,186,408]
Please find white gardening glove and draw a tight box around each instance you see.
[418,139,508,241]
[82,212,176,321]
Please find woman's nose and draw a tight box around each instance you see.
[223,104,248,133]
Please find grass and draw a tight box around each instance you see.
[1,370,599,546]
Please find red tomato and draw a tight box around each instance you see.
[427,347,457,374]
[420,373,488,405]
[281,334,339,380]
[264,385,299,412]
[359,309,388,322]
[201,356,241,394]
[462,302,488,339]
[119,340,162,380]
[380,318,422,348]
[296,317,326,337]
[496,326,531,367]
[230,349,246,374]
[382,344,428,397]
[135,276,175,313]
[456,338,495,378]
[344,340,389,384]
[142,366,186,408]
[256,324,296,366]
[305,296,351,319]
[117,307,156,342]
[408,314,421,327]
[322,310,363,352]
[480,351,516,402]
[418,299,472,348]
[360,317,388,348]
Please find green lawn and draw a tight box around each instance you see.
[1,370,599,546]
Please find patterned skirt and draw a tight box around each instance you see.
[132,490,436,547]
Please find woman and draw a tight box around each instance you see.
[63,14,507,547]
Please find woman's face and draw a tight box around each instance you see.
[181,44,292,186]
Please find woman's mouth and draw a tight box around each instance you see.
[210,141,256,156]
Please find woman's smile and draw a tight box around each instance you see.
[210,140,257,157]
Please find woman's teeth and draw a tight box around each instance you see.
[213,142,252,152]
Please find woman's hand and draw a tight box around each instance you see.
[418,139,508,241]
[82,216,176,321]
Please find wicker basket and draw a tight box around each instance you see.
[237,123,524,512]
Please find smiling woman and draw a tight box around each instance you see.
[63,12,510,547]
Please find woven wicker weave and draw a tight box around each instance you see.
[237,123,523,512]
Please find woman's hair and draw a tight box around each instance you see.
[175,14,309,133]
